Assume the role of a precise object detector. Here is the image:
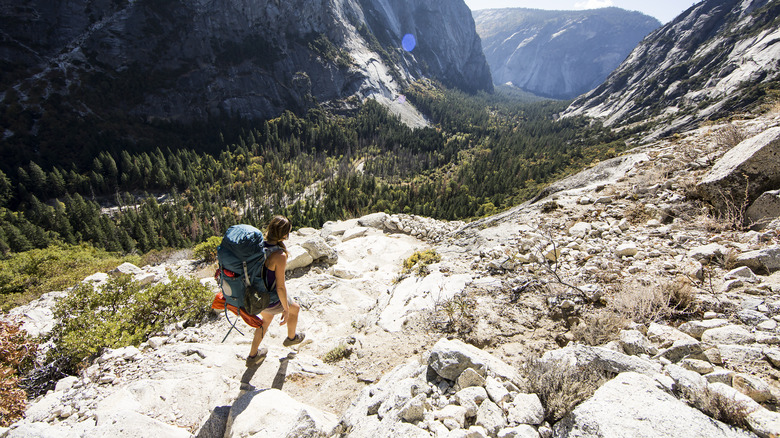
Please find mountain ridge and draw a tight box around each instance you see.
[473,7,659,99]
[561,0,780,139]
[0,0,492,124]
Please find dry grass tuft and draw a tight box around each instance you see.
[713,124,748,150]
[661,276,698,313]
[624,203,653,225]
[677,384,757,429]
[571,310,628,346]
[608,279,671,323]
[607,277,698,323]
[433,293,477,335]
[523,356,610,422]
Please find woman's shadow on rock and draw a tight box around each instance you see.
[197,351,296,437]
[240,350,295,391]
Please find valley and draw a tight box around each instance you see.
[1,0,780,436]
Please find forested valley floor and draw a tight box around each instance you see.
[0,82,629,309]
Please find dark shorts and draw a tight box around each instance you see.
[263,298,295,316]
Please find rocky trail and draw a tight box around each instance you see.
[4,111,780,437]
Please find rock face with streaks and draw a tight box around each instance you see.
[0,0,491,125]
[473,7,659,99]
[562,0,780,139]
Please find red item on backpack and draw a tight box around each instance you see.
[211,292,263,328]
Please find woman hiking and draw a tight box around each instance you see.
[246,215,305,367]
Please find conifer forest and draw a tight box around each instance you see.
[0,81,626,277]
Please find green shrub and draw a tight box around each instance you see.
[47,274,213,373]
[193,236,222,263]
[402,249,441,275]
[323,344,352,363]
[0,244,142,311]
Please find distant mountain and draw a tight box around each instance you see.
[562,0,780,137]
[0,0,491,137]
[473,7,660,100]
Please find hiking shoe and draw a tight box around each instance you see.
[283,333,305,347]
[245,347,268,367]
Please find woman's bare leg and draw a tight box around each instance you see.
[249,311,274,357]
[285,302,300,340]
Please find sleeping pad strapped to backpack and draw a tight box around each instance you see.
[211,224,278,341]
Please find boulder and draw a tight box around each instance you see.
[737,309,769,326]
[726,266,759,283]
[568,222,592,238]
[428,338,522,386]
[225,388,338,437]
[665,363,708,395]
[542,344,662,376]
[680,358,715,375]
[286,245,314,271]
[747,408,780,438]
[747,190,780,225]
[697,127,780,211]
[5,292,63,338]
[678,319,730,340]
[455,386,489,417]
[615,242,639,257]
[505,393,544,426]
[301,236,338,264]
[342,226,370,242]
[83,272,110,284]
[331,264,360,279]
[358,213,391,230]
[619,330,657,356]
[434,404,469,429]
[736,245,780,274]
[428,339,485,382]
[553,372,756,437]
[476,400,508,436]
[485,376,511,405]
[701,325,757,345]
[718,345,766,365]
[656,339,703,363]
[733,373,774,403]
[3,422,89,438]
[457,368,487,389]
[498,425,540,438]
[109,262,144,277]
[398,394,428,423]
[764,348,780,368]
[688,243,728,263]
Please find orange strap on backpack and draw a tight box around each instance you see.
[211,292,263,328]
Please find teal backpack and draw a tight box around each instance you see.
[215,224,278,340]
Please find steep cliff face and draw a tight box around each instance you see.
[473,8,659,100]
[562,0,780,137]
[0,0,492,124]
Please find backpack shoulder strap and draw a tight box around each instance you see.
[261,245,283,290]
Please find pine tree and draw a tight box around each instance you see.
[0,169,12,207]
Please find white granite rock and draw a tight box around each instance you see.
[701,325,757,345]
[554,372,755,438]
[505,393,544,426]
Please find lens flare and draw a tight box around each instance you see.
[402,34,416,52]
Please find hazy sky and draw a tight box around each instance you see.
[464,0,701,23]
